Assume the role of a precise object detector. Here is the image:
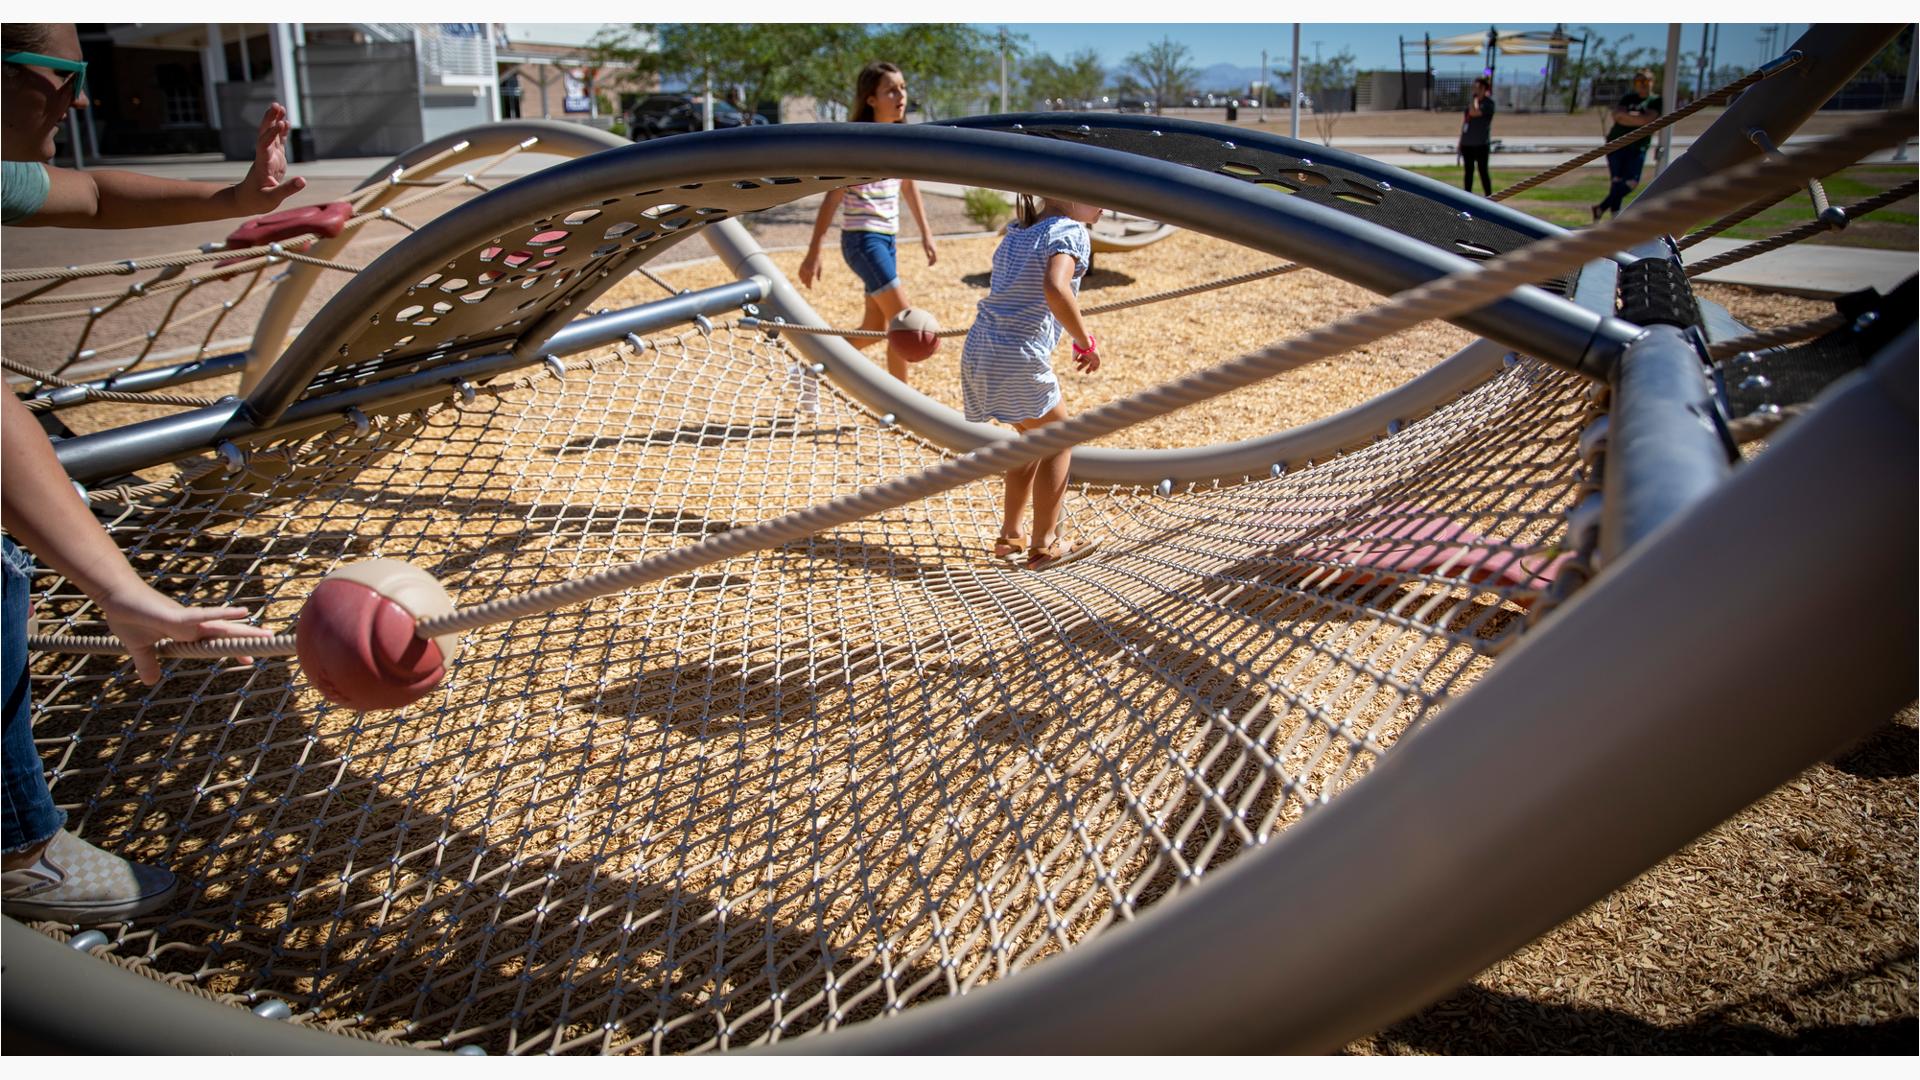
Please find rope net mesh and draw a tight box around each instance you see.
[22,321,1589,1053]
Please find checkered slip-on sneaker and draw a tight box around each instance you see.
[1,829,178,923]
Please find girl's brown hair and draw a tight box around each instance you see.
[851,61,903,123]
[1017,194,1043,228]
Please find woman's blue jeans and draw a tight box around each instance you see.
[2,537,63,853]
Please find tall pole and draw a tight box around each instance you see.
[1656,23,1680,176]
[1895,24,1916,161]
[1290,24,1301,139]
[999,27,1009,113]
[1696,23,1710,102]
[1260,49,1268,122]
[703,62,713,131]
[1425,34,1433,111]
[1399,36,1408,110]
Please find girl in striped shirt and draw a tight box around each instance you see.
[962,195,1105,571]
[799,61,939,383]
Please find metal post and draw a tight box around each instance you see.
[271,22,303,130]
[1895,25,1917,161]
[999,28,1009,113]
[1656,23,1682,176]
[703,63,713,131]
[201,24,227,136]
[1260,50,1268,122]
[1696,23,1711,104]
[1290,25,1301,139]
[238,28,253,82]
[1424,34,1433,111]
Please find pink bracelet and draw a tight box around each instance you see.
[1072,334,1098,360]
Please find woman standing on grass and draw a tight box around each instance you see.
[798,61,940,383]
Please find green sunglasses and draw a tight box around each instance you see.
[3,51,87,95]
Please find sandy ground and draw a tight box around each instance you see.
[12,175,1913,1054]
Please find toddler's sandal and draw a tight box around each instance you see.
[1026,536,1100,572]
[993,533,1027,560]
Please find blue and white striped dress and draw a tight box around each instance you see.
[960,216,1091,424]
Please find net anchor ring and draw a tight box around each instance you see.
[452,379,478,406]
[1577,415,1611,468]
[216,441,247,476]
[345,407,372,438]
[693,313,714,337]
[544,354,568,380]
[622,334,647,354]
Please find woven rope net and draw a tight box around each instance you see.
[22,319,1588,1053]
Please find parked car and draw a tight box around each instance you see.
[627,94,770,140]
[1117,98,1154,113]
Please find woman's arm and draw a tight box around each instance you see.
[798,188,846,288]
[901,179,938,266]
[20,103,305,229]
[2,393,267,682]
[1043,253,1097,370]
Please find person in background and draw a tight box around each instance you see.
[1459,76,1495,196]
[3,22,280,924]
[1592,69,1663,221]
[798,61,939,383]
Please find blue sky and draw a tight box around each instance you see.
[503,21,1813,79]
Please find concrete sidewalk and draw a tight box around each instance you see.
[1685,238,1917,297]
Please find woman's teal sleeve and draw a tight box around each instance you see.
[2,160,51,225]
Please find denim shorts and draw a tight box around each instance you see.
[840,230,900,296]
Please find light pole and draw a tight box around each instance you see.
[1290,24,1301,139]
[999,27,1009,113]
[1260,49,1268,122]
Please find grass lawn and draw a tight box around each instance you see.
[1401,164,1918,250]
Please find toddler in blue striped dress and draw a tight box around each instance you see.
[961,195,1105,571]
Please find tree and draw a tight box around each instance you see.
[591,24,840,122]
[1124,37,1198,115]
[1556,27,1658,116]
[1021,49,1108,110]
[1300,48,1356,144]
[868,24,1000,120]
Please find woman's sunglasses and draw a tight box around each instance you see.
[3,51,88,96]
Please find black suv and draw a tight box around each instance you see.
[627,94,770,140]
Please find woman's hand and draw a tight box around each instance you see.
[97,583,271,685]
[922,235,939,267]
[798,249,822,289]
[231,103,307,216]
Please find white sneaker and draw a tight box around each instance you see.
[1,829,178,923]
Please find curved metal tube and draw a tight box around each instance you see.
[706,217,1511,484]
[247,120,1629,429]
[240,121,632,394]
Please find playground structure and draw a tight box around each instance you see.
[2,24,1913,1055]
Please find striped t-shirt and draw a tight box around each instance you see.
[960,216,1091,424]
[841,178,900,234]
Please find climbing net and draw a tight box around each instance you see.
[22,320,1588,1052]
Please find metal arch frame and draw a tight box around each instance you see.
[238,122,1633,424]
[239,121,634,395]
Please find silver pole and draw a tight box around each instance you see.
[1260,49,1268,123]
[1290,25,1301,139]
[704,63,713,131]
[1656,23,1681,176]
[999,28,1009,113]
[1895,25,1916,160]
